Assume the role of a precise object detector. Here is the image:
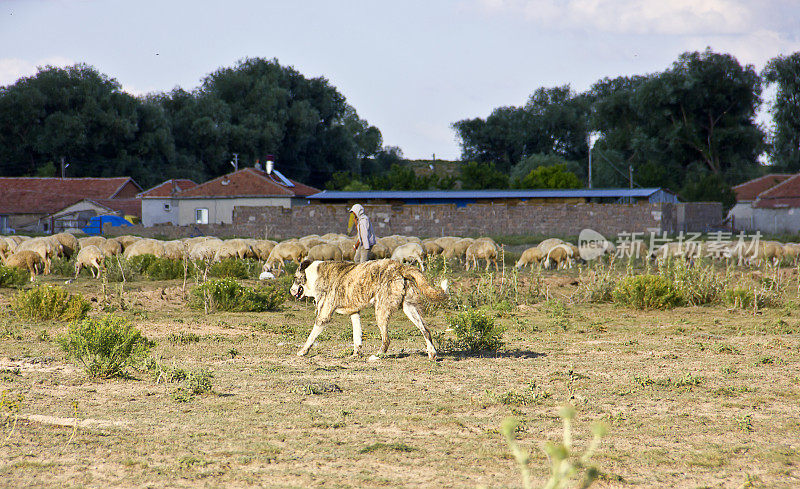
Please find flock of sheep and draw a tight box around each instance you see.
[0,233,504,282]
[0,232,796,283]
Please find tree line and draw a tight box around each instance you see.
[1,51,800,208]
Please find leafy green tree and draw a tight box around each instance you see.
[763,52,800,171]
[516,164,581,189]
[459,161,509,189]
[510,153,584,183]
[452,85,589,173]
[680,172,736,213]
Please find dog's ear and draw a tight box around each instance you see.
[299,260,312,272]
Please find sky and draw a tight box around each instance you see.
[1,0,799,161]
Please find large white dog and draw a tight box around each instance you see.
[290,259,447,359]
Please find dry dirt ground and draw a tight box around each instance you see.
[0,266,798,489]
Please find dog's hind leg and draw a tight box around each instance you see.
[402,301,437,360]
[350,313,363,356]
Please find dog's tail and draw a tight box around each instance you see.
[401,266,448,302]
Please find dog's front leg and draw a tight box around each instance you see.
[350,313,363,356]
[297,297,334,356]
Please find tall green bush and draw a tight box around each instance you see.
[612,274,685,310]
[0,265,28,288]
[191,278,285,312]
[12,284,91,321]
[448,309,505,352]
[60,315,154,378]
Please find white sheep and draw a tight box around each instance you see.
[123,238,166,259]
[306,243,344,261]
[263,241,307,274]
[73,245,107,279]
[2,250,44,282]
[515,247,544,270]
[465,239,500,271]
[391,242,426,270]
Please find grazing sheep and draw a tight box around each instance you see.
[306,243,344,261]
[3,250,44,281]
[334,239,358,261]
[370,242,391,259]
[100,239,123,257]
[17,237,62,274]
[515,247,544,270]
[263,241,307,273]
[299,235,325,249]
[442,238,473,264]
[78,236,107,248]
[53,232,79,258]
[465,239,499,271]
[0,237,17,260]
[537,238,565,255]
[188,239,223,262]
[391,242,426,270]
[251,240,278,261]
[161,240,186,261]
[73,245,106,279]
[113,235,142,250]
[123,238,166,259]
[422,239,443,256]
[544,244,573,270]
[214,239,255,261]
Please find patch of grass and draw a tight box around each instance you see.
[0,265,31,288]
[209,258,260,279]
[59,314,154,378]
[292,382,343,395]
[493,381,551,406]
[613,274,684,310]
[12,284,91,321]
[167,332,202,344]
[359,442,418,454]
[172,368,214,402]
[633,373,703,390]
[48,257,76,277]
[190,278,285,312]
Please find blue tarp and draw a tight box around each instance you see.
[82,215,132,235]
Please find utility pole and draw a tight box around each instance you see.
[60,157,69,178]
[231,153,239,172]
[629,164,634,203]
[587,132,601,189]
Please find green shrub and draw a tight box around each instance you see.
[447,309,504,352]
[128,254,186,280]
[12,284,91,321]
[103,256,139,282]
[657,258,724,306]
[209,258,256,279]
[190,278,285,312]
[612,274,684,310]
[59,315,154,378]
[0,265,28,288]
[49,257,76,277]
[724,285,783,310]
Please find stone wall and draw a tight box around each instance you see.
[103,201,722,240]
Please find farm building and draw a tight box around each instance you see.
[307,188,679,206]
[139,166,318,227]
[0,176,142,234]
[728,173,800,234]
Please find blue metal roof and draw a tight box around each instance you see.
[308,188,672,200]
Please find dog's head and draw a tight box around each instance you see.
[290,260,314,300]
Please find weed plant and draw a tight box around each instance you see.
[657,258,726,306]
[190,278,285,312]
[501,406,606,489]
[445,309,504,352]
[612,274,685,310]
[577,261,617,303]
[12,284,91,321]
[0,265,28,288]
[48,257,76,277]
[211,258,262,279]
[59,314,154,378]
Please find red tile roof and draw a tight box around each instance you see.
[733,173,792,202]
[0,177,141,214]
[138,179,198,198]
[96,198,142,218]
[176,167,319,198]
[752,173,800,208]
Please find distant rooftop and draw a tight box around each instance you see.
[309,188,676,202]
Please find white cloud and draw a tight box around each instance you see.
[0,56,74,86]
[477,0,777,36]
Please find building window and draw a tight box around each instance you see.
[195,208,209,224]
[163,203,171,211]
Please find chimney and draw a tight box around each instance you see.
[265,154,275,175]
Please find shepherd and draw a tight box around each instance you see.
[347,204,377,263]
